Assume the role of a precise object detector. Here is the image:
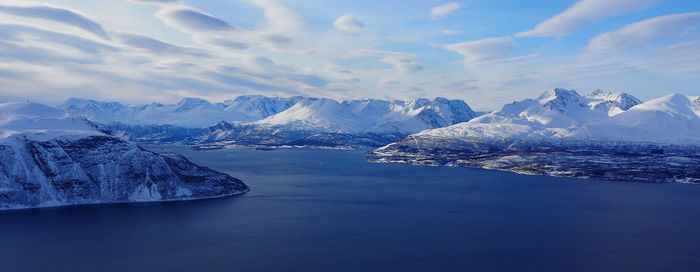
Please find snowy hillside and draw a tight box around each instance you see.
[254,97,476,134]
[0,102,248,210]
[371,89,700,183]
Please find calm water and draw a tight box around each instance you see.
[2,146,700,271]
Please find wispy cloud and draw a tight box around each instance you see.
[115,32,209,57]
[156,7,236,32]
[443,37,517,66]
[516,0,664,38]
[441,29,461,35]
[351,49,424,74]
[0,24,117,54]
[586,12,700,54]
[430,2,461,19]
[0,4,109,39]
[126,0,181,4]
[245,0,302,31]
[659,41,700,73]
[333,15,366,32]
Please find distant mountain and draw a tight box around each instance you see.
[0,102,248,210]
[59,96,301,127]
[60,95,479,148]
[370,89,700,183]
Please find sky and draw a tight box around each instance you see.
[0,0,698,110]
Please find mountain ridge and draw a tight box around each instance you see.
[60,95,480,148]
[369,88,700,183]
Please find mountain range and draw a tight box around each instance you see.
[370,89,700,183]
[5,88,699,185]
[60,96,479,148]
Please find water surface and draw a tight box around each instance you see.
[2,146,700,271]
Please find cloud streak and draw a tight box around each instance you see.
[0,4,109,39]
[443,37,517,66]
[352,50,424,74]
[431,2,461,19]
[115,32,209,57]
[333,15,366,32]
[156,7,236,32]
[246,0,302,31]
[586,12,700,53]
[516,0,664,38]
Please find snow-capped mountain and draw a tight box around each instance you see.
[0,102,248,210]
[222,95,303,121]
[371,89,700,183]
[380,88,646,149]
[60,96,296,127]
[61,95,479,148]
[253,97,476,133]
[571,93,700,144]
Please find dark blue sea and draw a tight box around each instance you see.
[2,146,700,271]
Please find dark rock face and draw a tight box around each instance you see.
[0,135,248,210]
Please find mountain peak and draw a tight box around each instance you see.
[0,101,66,120]
[174,97,212,112]
[537,88,582,103]
[536,88,584,112]
[177,97,210,106]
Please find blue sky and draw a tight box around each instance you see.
[0,0,698,110]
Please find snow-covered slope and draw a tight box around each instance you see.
[0,102,248,210]
[571,93,700,144]
[371,89,700,182]
[222,95,303,121]
[255,98,367,132]
[253,97,477,134]
[392,88,647,147]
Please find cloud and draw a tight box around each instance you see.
[333,15,366,32]
[443,37,516,66]
[516,0,664,38]
[440,79,477,89]
[230,57,328,88]
[381,80,399,86]
[324,64,352,75]
[493,53,541,64]
[245,0,302,31]
[0,40,85,63]
[287,74,328,87]
[262,34,292,45]
[659,41,700,73]
[587,12,700,54]
[0,24,118,54]
[353,50,424,74]
[115,32,209,57]
[441,29,461,35]
[431,2,461,19]
[0,4,109,39]
[245,56,276,68]
[127,0,181,4]
[156,7,236,32]
[208,38,248,50]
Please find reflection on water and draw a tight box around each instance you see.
[1,146,700,271]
